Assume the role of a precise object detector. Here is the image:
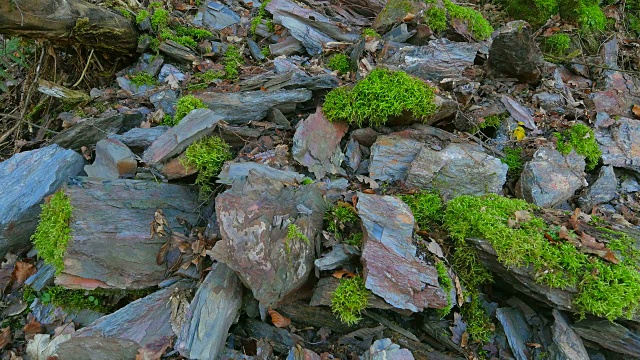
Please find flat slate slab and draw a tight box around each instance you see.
[0,144,85,258]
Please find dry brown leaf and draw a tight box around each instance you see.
[403,12,415,22]
[268,309,291,328]
[13,261,36,286]
[0,327,11,349]
[526,342,543,348]
[362,189,375,194]
[460,332,469,348]
[580,232,605,250]
[23,317,43,340]
[633,104,640,119]
[332,269,356,279]
[558,226,571,241]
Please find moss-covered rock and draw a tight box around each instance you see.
[372,0,425,33]
[31,190,73,275]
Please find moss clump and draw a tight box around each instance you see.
[443,0,493,40]
[362,28,380,38]
[327,54,351,73]
[557,0,606,32]
[223,45,243,79]
[175,26,213,40]
[322,68,437,127]
[325,203,358,236]
[250,0,273,35]
[287,224,309,244]
[31,190,73,275]
[160,28,197,48]
[436,261,453,317]
[398,191,443,230]
[554,123,601,171]
[425,6,447,33]
[261,46,271,58]
[187,69,224,90]
[129,72,157,86]
[172,95,207,125]
[502,0,558,27]
[345,232,363,248]
[26,286,106,312]
[150,8,169,30]
[444,194,640,321]
[331,276,370,325]
[501,147,524,178]
[136,9,150,24]
[182,136,232,196]
[544,33,571,56]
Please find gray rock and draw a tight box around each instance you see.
[150,90,177,116]
[363,338,414,360]
[579,165,617,209]
[269,36,305,56]
[217,162,305,185]
[108,126,169,151]
[0,144,85,257]
[551,309,589,360]
[25,264,55,292]
[210,171,326,307]
[596,117,640,172]
[351,128,379,147]
[247,39,265,61]
[382,24,416,43]
[572,318,640,357]
[176,263,242,360]
[314,245,353,271]
[84,138,137,180]
[55,179,199,290]
[488,21,544,84]
[244,319,297,354]
[369,135,423,182]
[50,113,128,150]
[292,108,348,179]
[405,142,508,201]
[159,64,186,83]
[193,1,241,30]
[495,307,532,360]
[358,194,449,312]
[533,92,566,113]
[518,147,586,208]
[52,284,186,360]
[621,173,640,193]
[30,298,102,327]
[378,38,481,82]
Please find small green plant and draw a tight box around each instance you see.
[223,45,243,79]
[327,54,351,73]
[149,1,164,9]
[331,276,370,325]
[31,190,73,275]
[325,203,359,236]
[175,26,213,40]
[285,223,309,253]
[151,8,169,30]
[345,232,363,248]
[443,0,493,40]
[0,37,30,93]
[187,69,224,90]
[261,46,271,57]
[554,123,601,171]
[136,9,150,24]
[478,113,506,130]
[544,33,571,56]
[301,177,314,185]
[250,0,273,35]
[182,136,233,196]
[362,28,380,38]
[160,28,197,48]
[173,94,207,124]
[436,261,453,317]
[425,6,447,32]
[398,191,443,230]
[322,68,437,127]
[501,147,524,178]
[129,72,157,87]
[116,6,134,20]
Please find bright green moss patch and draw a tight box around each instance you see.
[250,0,273,35]
[444,194,640,321]
[345,232,363,248]
[160,28,197,48]
[331,276,370,325]
[554,123,601,171]
[327,54,351,73]
[223,45,243,79]
[544,33,571,56]
[425,6,447,33]
[436,261,453,317]
[187,69,224,90]
[182,136,232,196]
[287,224,309,244]
[443,0,493,40]
[31,190,72,275]
[129,72,157,87]
[136,9,150,24]
[322,68,437,127]
[501,147,524,178]
[172,94,207,125]
[362,28,381,38]
[150,8,169,30]
[502,0,558,27]
[398,191,443,230]
[175,26,213,40]
[325,203,358,236]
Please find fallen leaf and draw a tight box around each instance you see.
[362,188,375,194]
[332,269,356,279]
[580,232,605,250]
[403,12,415,22]
[633,104,640,119]
[558,226,571,241]
[512,125,526,141]
[268,309,291,328]
[13,261,36,286]
[0,327,11,349]
[23,317,43,340]
[526,342,542,348]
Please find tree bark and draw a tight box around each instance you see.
[0,0,139,54]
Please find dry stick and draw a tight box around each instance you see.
[72,49,94,88]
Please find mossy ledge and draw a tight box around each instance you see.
[31,190,73,275]
[322,68,438,128]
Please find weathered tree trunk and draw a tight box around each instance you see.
[0,0,139,54]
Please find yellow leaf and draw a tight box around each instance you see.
[513,126,526,141]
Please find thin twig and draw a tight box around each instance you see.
[72,49,94,88]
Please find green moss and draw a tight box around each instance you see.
[129,72,157,86]
[362,28,381,38]
[31,190,73,275]
[160,29,197,48]
[322,68,437,127]
[136,9,150,24]
[436,261,453,317]
[261,46,271,57]
[425,6,447,32]
[116,6,134,20]
[182,136,233,196]
[557,0,606,32]
[149,1,164,9]
[444,194,640,321]
[175,26,213,40]
[345,232,363,248]
[223,45,243,79]
[327,54,351,73]
[325,203,359,236]
[398,191,443,230]
[250,0,273,35]
[187,69,224,90]
[174,94,207,124]
[501,147,524,178]
[151,8,169,30]
[461,296,494,342]
[503,0,558,27]
[544,33,571,56]
[554,123,601,171]
[331,277,370,325]
[287,224,309,244]
[443,0,493,40]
